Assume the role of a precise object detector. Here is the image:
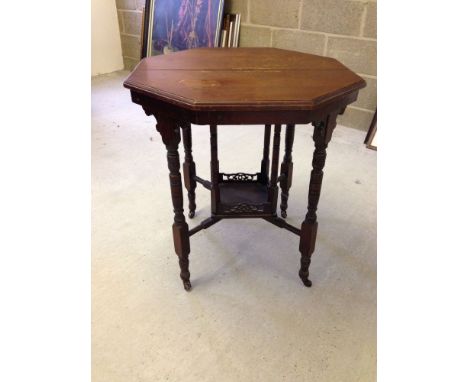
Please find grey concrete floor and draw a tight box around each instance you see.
[92,71,376,382]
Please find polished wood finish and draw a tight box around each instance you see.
[298,112,339,287]
[268,125,282,210]
[260,125,271,184]
[125,48,365,111]
[188,216,221,236]
[181,124,197,218]
[210,124,220,214]
[124,48,366,291]
[194,175,212,190]
[263,216,301,236]
[156,116,191,291]
[280,124,295,218]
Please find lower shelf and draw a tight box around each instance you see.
[217,181,273,217]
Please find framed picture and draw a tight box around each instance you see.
[365,110,377,150]
[141,0,225,58]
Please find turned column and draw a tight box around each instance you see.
[268,124,282,212]
[156,116,191,291]
[259,124,271,184]
[210,124,220,214]
[298,112,338,287]
[181,123,197,218]
[279,124,295,218]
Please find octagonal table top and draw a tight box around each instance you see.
[124,48,365,112]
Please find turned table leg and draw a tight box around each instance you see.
[156,117,191,291]
[210,124,221,214]
[299,113,338,287]
[268,124,282,212]
[280,124,295,218]
[260,124,271,184]
[181,123,197,218]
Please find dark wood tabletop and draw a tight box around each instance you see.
[124,48,365,112]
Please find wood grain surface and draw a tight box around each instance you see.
[124,48,365,111]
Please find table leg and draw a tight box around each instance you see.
[260,124,271,184]
[280,124,295,218]
[298,112,338,287]
[268,124,282,211]
[210,124,220,214]
[156,117,191,291]
[182,123,197,218]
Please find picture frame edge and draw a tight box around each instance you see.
[140,0,226,59]
[365,109,377,151]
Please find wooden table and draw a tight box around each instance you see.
[124,48,365,291]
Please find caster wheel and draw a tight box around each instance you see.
[183,280,192,291]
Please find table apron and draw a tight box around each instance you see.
[131,90,358,125]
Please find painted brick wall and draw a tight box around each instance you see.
[115,0,377,130]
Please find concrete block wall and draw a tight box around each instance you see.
[115,0,376,131]
[226,0,377,131]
